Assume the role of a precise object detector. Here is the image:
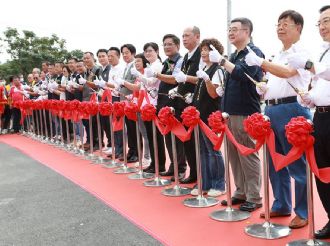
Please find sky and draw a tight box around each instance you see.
[0,0,326,64]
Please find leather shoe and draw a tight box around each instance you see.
[221,197,246,206]
[239,201,262,212]
[160,170,174,176]
[170,172,185,181]
[289,215,308,229]
[179,176,197,184]
[127,155,138,163]
[143,166,155,173]
[315,222,330,239]
[260,211,291,218]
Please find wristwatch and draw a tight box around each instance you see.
[304,60,314,70]
[220,58,226,66]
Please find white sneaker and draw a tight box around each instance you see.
[103,147,112,154]
[191,188,199,196]
[207,189,226,197]
[142,157,151,166]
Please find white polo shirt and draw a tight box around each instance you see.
[264,41,311,100]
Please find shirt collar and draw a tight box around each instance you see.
[187,45,199,60]
[168,53,180,63]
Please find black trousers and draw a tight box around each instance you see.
[144,120,166,171]
[175,109,197,178]
[2,105,12,129]
[82,115,98,146]
[314,110,330,221]
[101,115,111,147]
[12,107,21,132]
[164,132,187,173]
[126,117,138,157]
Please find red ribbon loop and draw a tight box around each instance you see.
[141,104,156,121]
[124,102,139,121]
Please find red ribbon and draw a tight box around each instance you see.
[112,101,125,131]
[99,102,113,116]
[101,89,112,102]
[141,104,156,121]
[124,102,139,121]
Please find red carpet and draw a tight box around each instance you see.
[1,134,329,246]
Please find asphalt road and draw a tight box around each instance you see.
[0,143,162,246]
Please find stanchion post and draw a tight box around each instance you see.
[144,117,171,186]
[210,112,250,220]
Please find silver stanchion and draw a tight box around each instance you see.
[144,120,170,186]
[183,126,219,208]
[70,120,80,154]
[245,120,291,238]
[162,131,191,196]
[43,109,49,142]
[65,119,72,150]
[39,109,46,142]
[210,113,250,220]
[85,115,97,160]
[58,116,65,148]
[103,114,122,168]
[78,121,88,157]
[287,122,330,245]
[54,115,61,145]
[114,115,137,174]
[35,110,41,140]
[93,113,111,164]
[32,110,37,139]
[49,111,54,144]
[129,118,154,179]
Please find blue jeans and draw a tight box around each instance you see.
[265,102,311,219]
[200,129,225,191]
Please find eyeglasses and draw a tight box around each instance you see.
[316,17,330,27]
[162,43,175,47]
[228,28,247,33]
[275,23,296,29]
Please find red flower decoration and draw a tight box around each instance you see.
[141,104,156,121]
[113,101,126,118]
[124,102,139,121]
[181,106,200,127]
[285,116,314,148]
[243,113,271,141]
[69,100,80,111]
[57,100,66,111]
[208,111,226,134]
[99,102,113,116]
[87,102,99,115]
[158,106,177,128]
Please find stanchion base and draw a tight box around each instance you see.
[287,239,330,246]
[245,222,291,239]
[85,154,98,161]
[162,185,192,196]
[183,196,219,208]
[210,207,250,221]
[128,171,154,180]
[143,177,171,187]
[102,161,123,169]
[113,166,137,174]
[92,157,112,164]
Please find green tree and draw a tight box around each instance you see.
[0,27,83,81]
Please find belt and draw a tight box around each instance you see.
[265,96,297,106]
[316,106,330,113]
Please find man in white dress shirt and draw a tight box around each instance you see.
[287,5,330,239]
[245,10,311,229]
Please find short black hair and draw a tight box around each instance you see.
[231,17,253,36]
[320,5,330,13]
[278,10,304,31]
[68,57,78,63]
[162,34,180,46]
[134,53,148,68]
[96,49,108,56]
[108,47,121,57]
[120,44,136,55]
